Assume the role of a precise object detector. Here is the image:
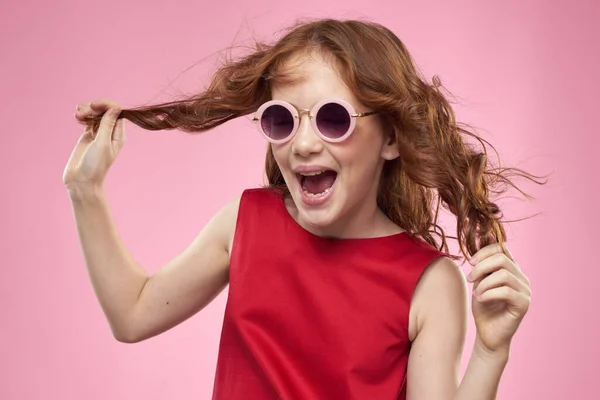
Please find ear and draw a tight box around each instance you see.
[381,134,400,161]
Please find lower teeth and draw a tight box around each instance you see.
[303,187,331,197]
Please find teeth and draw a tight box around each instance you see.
[299,170,326,176]
[302,187,331,197]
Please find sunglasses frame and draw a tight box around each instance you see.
[252,98,378,144]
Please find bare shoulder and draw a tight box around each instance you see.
[209,194,242,256]
[408,256,469,342]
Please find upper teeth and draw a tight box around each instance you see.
[300,170,326,176]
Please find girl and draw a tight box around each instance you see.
[65,18,543,399]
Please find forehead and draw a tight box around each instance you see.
[269,52,357,106]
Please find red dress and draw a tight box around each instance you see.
[212,188,445,399]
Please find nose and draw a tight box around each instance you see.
[291,110,324,157]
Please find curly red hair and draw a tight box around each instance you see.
[84,18,547,259]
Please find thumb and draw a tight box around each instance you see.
[112,118,126,144]
[96,107,122,145]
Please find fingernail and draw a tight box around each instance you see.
[466,273,473,282]
[469,257,477,265]
[76,104,80,111]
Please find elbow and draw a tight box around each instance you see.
[113,330,143,344]
[109,308,146,343]
[114,332,138,344]
[112,327,135,343]
[111,323,143,344]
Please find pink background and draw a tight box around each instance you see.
[1,0,598,398]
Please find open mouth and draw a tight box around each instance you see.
[296,170,338,197]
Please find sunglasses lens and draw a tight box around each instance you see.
[316,102,351,139]
[261,105,294,140]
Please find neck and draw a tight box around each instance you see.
[287,192,402,240]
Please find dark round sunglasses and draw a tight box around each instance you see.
[252,98,379,143]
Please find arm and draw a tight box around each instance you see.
[69,186,239,343]
[128,196,240,343]
[406,257,509,400]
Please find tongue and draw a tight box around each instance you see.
[303,170,337,194]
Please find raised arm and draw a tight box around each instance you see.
[126,196,239,343]
[66,99,238,343]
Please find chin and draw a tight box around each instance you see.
[297,206,340,231]
[289,182,345,235]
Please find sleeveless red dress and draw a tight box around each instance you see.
[212,188,445,399]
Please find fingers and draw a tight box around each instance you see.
[473,268,531,300]
[96,107,122,145]
[475,286,530,316]
[75,101,95,121]
[75,99,120,121]
[468,242,525,279]
[470,243,516,265]
[467,242,532,316]
[90,99,120,112]
[467,252,520,283]
[74,99,123,144]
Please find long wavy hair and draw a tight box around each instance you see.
[83,18,546,259]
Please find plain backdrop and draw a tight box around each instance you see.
[1,0,598,398]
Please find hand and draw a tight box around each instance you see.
[466,243,531,355]
[63,99,125,193]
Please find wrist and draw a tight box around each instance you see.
[66,183,104,202]
[473,336,510,367]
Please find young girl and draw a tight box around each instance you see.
[65,18,542,399]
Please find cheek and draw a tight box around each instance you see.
[338,138,386,180]
[348,128,385,160]
[270,144,288,167]
[270,145,295,184]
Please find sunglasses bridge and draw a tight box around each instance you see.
[291,108,378,120]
